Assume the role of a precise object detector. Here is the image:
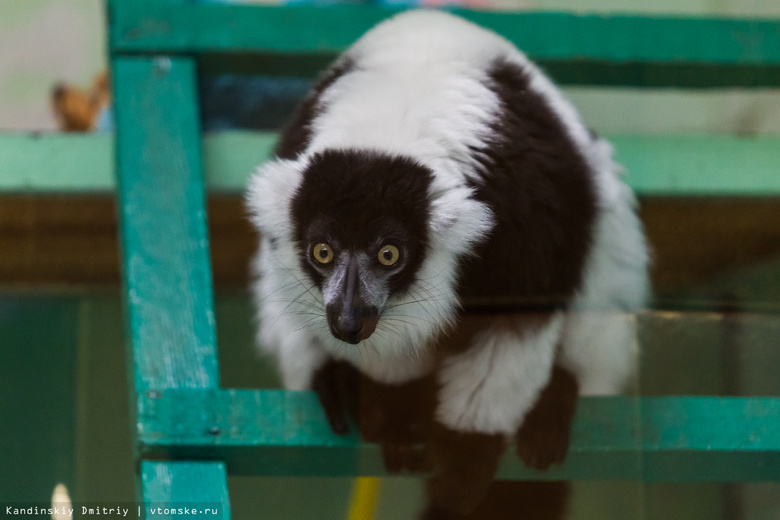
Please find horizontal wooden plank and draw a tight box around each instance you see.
[612,135,780,196]
[201,131,275,191]
[0,133,115,192]
[3,132,780,196]
[107,2,780,87]
[137,389,780,481]
[0,132,271,193]
[108,3,780,63]
[141,461,231,519]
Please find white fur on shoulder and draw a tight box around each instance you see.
[437,315,564,434]
[245,158,304,239]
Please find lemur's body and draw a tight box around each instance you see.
[247,10,648,517]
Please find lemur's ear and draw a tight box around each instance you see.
[245,158,305,240]
[428,186,494,255]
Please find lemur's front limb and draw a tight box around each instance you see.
[312,359,360,435]
[358,373,437,473]
[312,358,437,472]
[516,364,579,470]
[427,314,567,515]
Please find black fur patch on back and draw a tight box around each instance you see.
[290,149,433,295]
[274,57,355,159]
[459,58,597,310]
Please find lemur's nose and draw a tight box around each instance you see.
[327,304,378,344]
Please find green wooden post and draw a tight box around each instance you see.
[113,56,218,393]
[111,51,230,514]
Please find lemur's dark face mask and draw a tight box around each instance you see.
[289,150,434,345]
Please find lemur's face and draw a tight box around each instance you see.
[290,150,433,345]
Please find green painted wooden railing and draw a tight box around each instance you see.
[3,132,780,196]
[137,389,780,482]
[109,1,780,87]
[99,1,780,517]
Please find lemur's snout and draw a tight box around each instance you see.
[326,303,378,344]
[324,255,380,344]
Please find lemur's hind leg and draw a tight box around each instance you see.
[516,364,579,470]
[421,481,571,520]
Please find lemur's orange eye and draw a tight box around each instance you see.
[378,245,400,266]
[312,243,334,264]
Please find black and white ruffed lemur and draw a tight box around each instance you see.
[247,10,649,519]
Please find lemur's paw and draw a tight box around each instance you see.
[516,419,570,470]
[426,424,507,515]
[382,442,431,474]
[312,360,360,436]
[516,366,579,471]
[357,374,437,474]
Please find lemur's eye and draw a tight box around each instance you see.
[378,245,400,266]
[312,243,334,264]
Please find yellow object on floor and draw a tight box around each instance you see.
[348,477,382,520]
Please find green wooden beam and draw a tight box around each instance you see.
[108,2,780,63]
[0,133,114,192]
[106,2,780,87]
[112,56,220,392]
[3,132,780,196]
[201,131,275,192]
[136,389,780,482]
[612,135,780,196]
[141,461,231,519]
[0,132,274,193]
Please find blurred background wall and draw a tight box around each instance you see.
[0,0,105,130]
